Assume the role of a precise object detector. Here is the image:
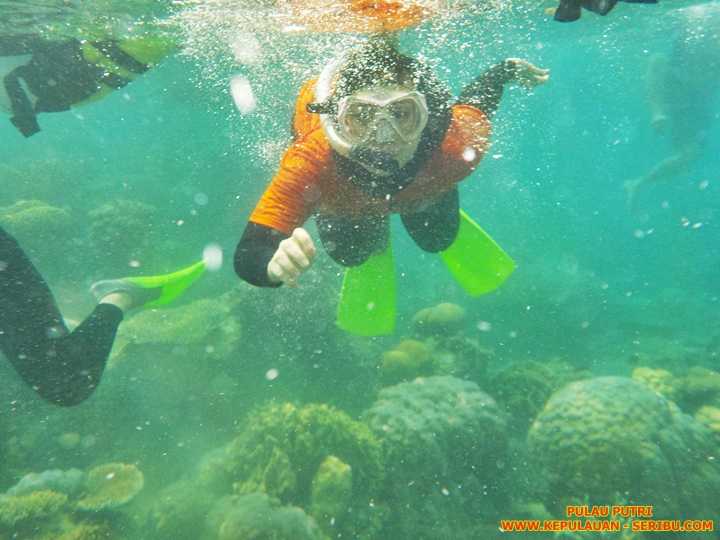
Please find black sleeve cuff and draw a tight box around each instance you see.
[457,61,516,115]
[234,222,287,288]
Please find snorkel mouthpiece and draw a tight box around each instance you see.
[349,147,401,177]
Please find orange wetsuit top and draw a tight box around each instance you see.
[249,79,492,236]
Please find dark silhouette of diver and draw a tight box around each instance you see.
[0,34,172,137]
[0,226,205,406]
[553,0,657,22]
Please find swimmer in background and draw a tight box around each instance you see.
[623,5,720,209]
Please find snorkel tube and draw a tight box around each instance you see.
[315,54,353,156]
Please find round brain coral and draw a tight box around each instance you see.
[364,376,509,539]
[528,377,720,520]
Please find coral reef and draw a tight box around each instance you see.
[110,292,243,368]
[677,366,720,413]
[0,489,68,529]
[215,493,326,540]
[364,376,509,539]
[695,405,720,441]
[631,366,679,401]
[528,377,720,520]
[380,339,434,385]
[412,302,466,337]
[77,463,144,511]
[489,359,591,429]
[309,455,353,530]
[87,198,158,270]
[0,200,77,273]
[223,402,385,539]
[6,469,86,497]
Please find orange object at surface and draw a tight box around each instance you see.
[281,0,434,33]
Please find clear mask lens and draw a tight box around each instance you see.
[337,91,428,144]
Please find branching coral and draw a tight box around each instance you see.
[223,402,385,539]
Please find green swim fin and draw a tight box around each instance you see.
[336,243,397,337]
[440,210,515,296]
[124,260,207,308]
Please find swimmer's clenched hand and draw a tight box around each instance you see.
[267,227,316,286]
[506,58,550,89]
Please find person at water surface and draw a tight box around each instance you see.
[0,34,172,137]
[552,0,658,22]
[234,37,549,288]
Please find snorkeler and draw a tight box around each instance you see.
[233,36,548,289]
[623,5,720,209]
[0,34,173,137]
[0,225,205,406]
[552,0,657,22]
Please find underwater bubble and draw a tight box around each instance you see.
[366,302,376,311]
[230,75,257,114]
[661,200,670,209]
[492,153,503,160]
[203,244,223,271]
[46,325,65,339]
[508,331,518,338]
[441,487,450,496]
[633,229,645,239]
[477,321,492,332]
[699,180,709,190]
[176,219,185,226]
[462,147,477,162]
[692,222,703,229]
[265,368,279,381]
[681,217,690,227]
[194,192,209,206]
[129,259,141,268]
[0,260,7,271]
[231,32,262,65]
[581,321,590,329]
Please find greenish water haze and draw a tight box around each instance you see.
[1,1,719,539]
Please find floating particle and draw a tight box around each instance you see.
[462,147,477,162]
[231,33,262,65]
[194,192,209,206]
[265,368,279,381]
[203,244,223,271]
[699,180,709,190]
[477,320,492,332]
[230,76,257,114]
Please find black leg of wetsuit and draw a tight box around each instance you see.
[401,187,460,253]
[0,226,123,406]
[316,214,389,267]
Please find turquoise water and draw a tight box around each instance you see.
[1,1,719,539]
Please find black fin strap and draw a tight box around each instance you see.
[3,71,40,137]
[92,41,149,74]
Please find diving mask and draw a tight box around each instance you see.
[335,90,429,146]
